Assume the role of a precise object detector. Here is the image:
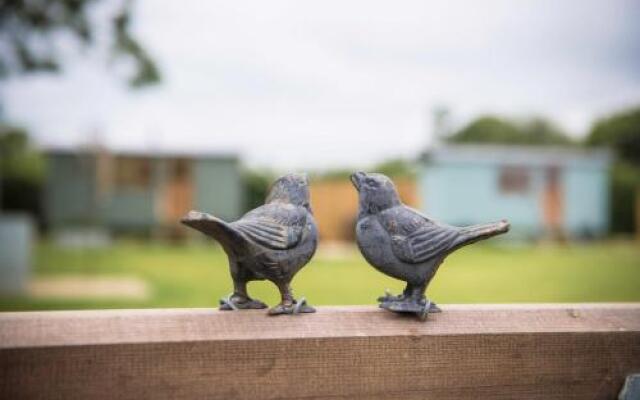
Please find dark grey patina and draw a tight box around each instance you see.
[619,374,640,400]
[351,171,510,321]
[181,173,317,315]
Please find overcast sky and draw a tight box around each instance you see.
[2,0,640,169]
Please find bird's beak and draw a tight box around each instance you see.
[350,171,366,190]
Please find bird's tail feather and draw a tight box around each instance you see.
[454,219,510,248]
[181,210,243,249]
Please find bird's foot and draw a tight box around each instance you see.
[219,293,268,311]
[268,297,316,316]
[377,288,406,303]
[379,297,437,321]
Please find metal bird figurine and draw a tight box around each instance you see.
[181,173,317,315]
[351,172,510,320]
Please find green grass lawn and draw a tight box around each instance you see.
[1,240,639,311]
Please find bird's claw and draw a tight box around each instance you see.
[377,289,405,303]
[268,297,316,316]
[219,293,268,311]
[378,296,439,321]
[418,300,431,321]
[428,302,442,313]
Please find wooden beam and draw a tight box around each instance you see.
[636,186,640,241]
[1,304,639,399]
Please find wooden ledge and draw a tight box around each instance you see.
[1,304,639,399]
[1,304,639,348]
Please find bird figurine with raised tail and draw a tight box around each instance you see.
[351,171,509,320]
[181,173,317,315]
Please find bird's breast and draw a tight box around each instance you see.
[356,218,387,263]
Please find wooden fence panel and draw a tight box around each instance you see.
[1,304,639,399]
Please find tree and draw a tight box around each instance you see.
[587,107,640,165]
[520,117,573,146]
[242,169,275,212]
[608,163,639,234]
[373,158,416,178]
[448,116,522,144]
[0,124,44,183]
[314,169,352,181]
[0,124,45,225]
[0,0,160,87]
[448,115,573,145]
[587,106,640,234]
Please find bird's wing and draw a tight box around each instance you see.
[231,203,305,250]
[382,207,460,264]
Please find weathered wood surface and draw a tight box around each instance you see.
[1,304,639,399]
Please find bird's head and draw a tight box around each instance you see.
[350,171,401,216]
[266,173,312,211]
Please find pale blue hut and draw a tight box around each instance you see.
[419,145,612,239]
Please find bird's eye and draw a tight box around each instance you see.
[366,178,377,186]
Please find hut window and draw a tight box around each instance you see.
[499,166,530,194]
[115,157,151,188]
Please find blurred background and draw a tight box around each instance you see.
[1,0,639,311]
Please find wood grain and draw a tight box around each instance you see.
[1,304,639,399]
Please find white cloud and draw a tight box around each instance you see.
[2,0,640,169]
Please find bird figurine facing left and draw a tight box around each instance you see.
[181,173,318,315]
[351,171,510,320]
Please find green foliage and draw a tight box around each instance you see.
[372,158,416,178]
[0,240,639,311]
[520,117,573,145]
[0,124,45,183]
[587,106,640,165]
[448,115,573,145]
[586,107,640,233]
[0,0,160,87]
[112,2,160,87]
[0,124,45,223]
[314,159,416,182]
[312,168,352,181]
[609,163,640,233]
[242,169,275,212]
[448,116,521,144]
